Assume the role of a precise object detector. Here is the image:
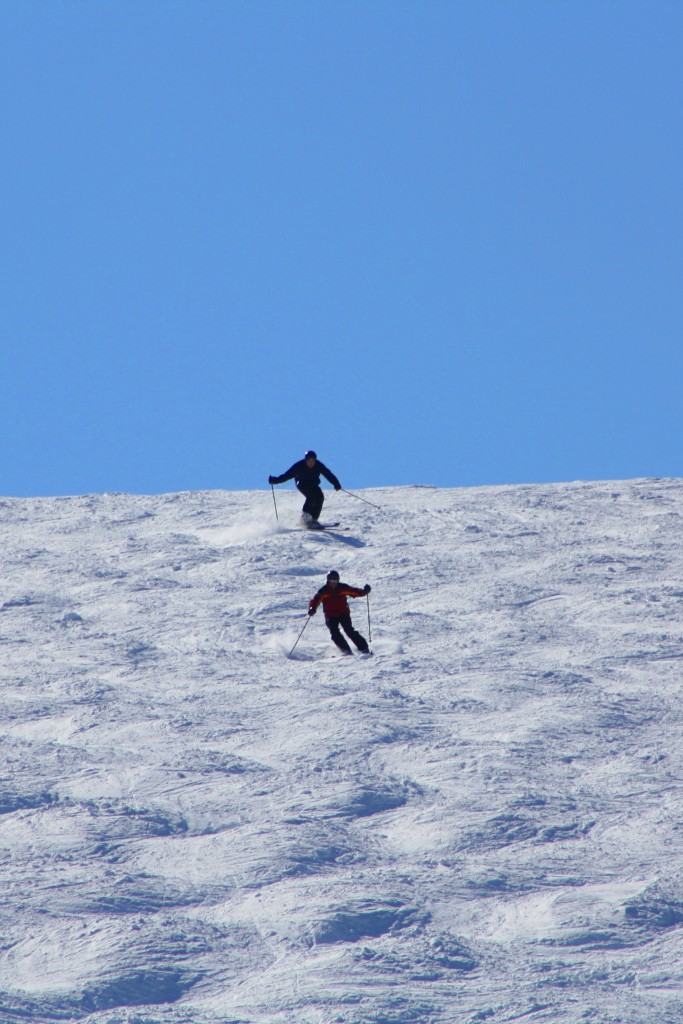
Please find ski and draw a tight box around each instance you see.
[301,521,347,531]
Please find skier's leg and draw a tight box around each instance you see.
[327,616,352,654]
[297,484,309,519]
[298,485,323,522]
[339,613,369,653]
[297,484,315,523]
[308,486,324,521]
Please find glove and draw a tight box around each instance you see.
[334,483,342,491]
[363,584,371,594]
[268,475,276,485]
[308,605,316,616]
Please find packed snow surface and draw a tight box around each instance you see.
[2,479,683,1024]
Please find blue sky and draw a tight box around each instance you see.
[3,0,682,497]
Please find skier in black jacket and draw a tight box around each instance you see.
[269,451,341,525]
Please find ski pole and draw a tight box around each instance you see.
[366,594,372,643]
[342,488,382,511]
[271,484,279,521]
[288,615,311,657]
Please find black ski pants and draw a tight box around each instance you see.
[326,613,369,654]
[297,483,324,521]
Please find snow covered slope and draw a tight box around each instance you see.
[2,480,683,1024]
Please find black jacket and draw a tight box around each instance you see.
[272,459,341,492]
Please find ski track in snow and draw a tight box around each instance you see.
[1,481,683,1023]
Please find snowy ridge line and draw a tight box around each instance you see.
[1,480,683,1023]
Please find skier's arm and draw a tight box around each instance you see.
[308,590,324,615]
[318,462,341,490]
[269,461,301,485]
[340,584,371,600]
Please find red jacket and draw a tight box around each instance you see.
[309,582,366,619]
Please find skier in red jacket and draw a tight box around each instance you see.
[308,571,371,655]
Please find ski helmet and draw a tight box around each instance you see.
[327,570,340,581]
[305,450,317,460]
